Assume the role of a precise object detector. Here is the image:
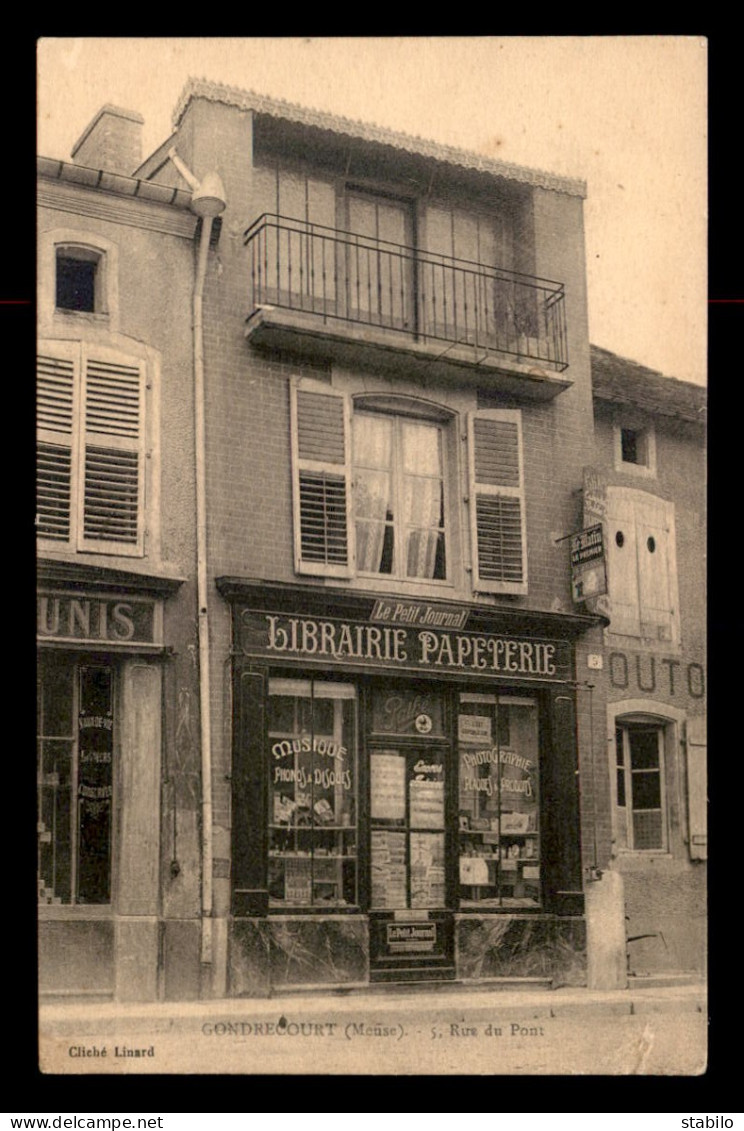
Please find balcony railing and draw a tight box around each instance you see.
[244,214,568,372]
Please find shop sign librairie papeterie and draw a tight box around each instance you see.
[239,610,571,682]
[37,590,158,645]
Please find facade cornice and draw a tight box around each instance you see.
[37,177,198,240]
[173,78,587,199]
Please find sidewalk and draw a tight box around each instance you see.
[41,978,707,1033]
[39,980,707,1075]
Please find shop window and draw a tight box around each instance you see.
[37,340,146,555]
[56,247,102,313]
[606,486,679,641]
[37,657,114,905]
[614,722,667,851]
[457,693,540,908]
[613,421,656,477]
[267,679,358,908]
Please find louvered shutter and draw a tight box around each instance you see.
[290,381,353,577]
[468,409,527,594]
[686,716,707,861]
[78,346,145,554]
[37,344,79,542]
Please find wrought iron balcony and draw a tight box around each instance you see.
[244,214,569,388]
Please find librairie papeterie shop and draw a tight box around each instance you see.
[220,581,595,992]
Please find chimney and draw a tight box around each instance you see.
[71,104,144,176]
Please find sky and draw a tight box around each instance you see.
[37,36,708,386]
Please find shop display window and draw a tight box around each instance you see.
[267,678,358,908]
[37,657,114,905]
[458,693,540,908]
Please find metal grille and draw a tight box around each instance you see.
[245,214,569,372]
[632,809,663,851]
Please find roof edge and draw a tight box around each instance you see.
[173,77,587,199]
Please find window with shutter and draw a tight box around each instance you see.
[291,381,353,577]
[468,409,527,595]
[36,341,146,557]
[606,487,678,642]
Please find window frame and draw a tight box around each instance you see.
[607,700,686,858]
[37,339,148,558]
[614,721,668,853]
[37,655,117,908]
[55,246,103,314]
[39,229,120,331]
[613,419,657,478]
[352,408,449,584]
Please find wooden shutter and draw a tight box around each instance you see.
[686,716,707,861]
[468,409,527,594]
[290,381,353,577]
[636,496,678,642]
[78,345,145,555]
[37,344,79,542]
[606,488,678,642]
[606,488,641,636]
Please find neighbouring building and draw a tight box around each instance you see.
[37,106,205,1001]
[585,345,707,977]
[37,85,706,1002]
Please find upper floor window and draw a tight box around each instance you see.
[289,379,527,593]
[613,420,656,477]
[56,247,102,313]
[37,340,146,556]
[606,486,678,642]
[353,412,445,580]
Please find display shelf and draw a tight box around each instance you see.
[269,852,356,859]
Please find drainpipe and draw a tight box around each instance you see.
[167,149,227,977]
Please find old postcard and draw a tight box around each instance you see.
[36,35,707,1076]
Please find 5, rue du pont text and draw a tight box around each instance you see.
[432,1022,546,1038]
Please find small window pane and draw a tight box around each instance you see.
[628,728,660,770]
[631,769,662,810]
[56,256,97,312]
[401,421,441,476]
[621,428,639,464]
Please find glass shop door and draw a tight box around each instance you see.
[367,686,454,981]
